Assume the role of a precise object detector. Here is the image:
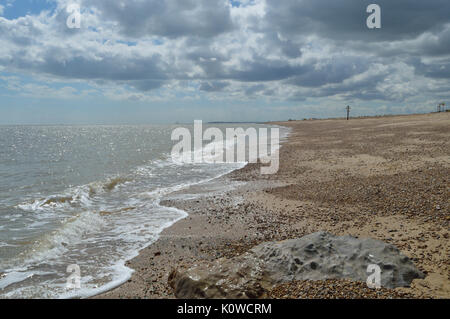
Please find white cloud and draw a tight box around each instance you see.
[0,0,448,112]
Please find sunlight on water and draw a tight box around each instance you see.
[0,123,284,298]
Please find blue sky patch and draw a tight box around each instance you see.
[1,0,56,19]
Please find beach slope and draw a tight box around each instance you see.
[96,112,449,299]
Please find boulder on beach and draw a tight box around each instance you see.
[169,231,424,299]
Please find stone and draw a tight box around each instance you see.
[169,232,425,299]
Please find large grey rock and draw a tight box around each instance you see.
[169,232,424,299]
[169,255,269,299]
[252,231,423,287]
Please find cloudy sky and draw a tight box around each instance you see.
[0,0,449,124]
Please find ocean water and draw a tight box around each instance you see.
[0,123,286,299]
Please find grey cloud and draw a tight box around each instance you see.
[40,54,167,81]
[419,26,450,57]
[262,32,303,59]
[1,44,169,91]
[413,58,450,79]
[199,81,229,92]
[287,93,307,102]
[186,50,230,79]
[289,57,370,87]
[245,84,266,96]
[265,0,450,42]
[296,65,398,102]
[227,57,306,82]
[129,79,166,91]
[81,0,234,39]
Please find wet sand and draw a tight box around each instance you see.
[95,112,449,299]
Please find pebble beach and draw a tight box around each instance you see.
[95,112,449,299]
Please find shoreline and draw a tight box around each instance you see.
[95,112,449,299]
[91,124,291,299]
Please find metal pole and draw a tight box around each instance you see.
[346,105,350,120]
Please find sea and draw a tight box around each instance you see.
[0,123,287,298]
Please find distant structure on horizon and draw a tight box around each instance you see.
[346,105,351,120]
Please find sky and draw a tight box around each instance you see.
[0,0,449,124]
